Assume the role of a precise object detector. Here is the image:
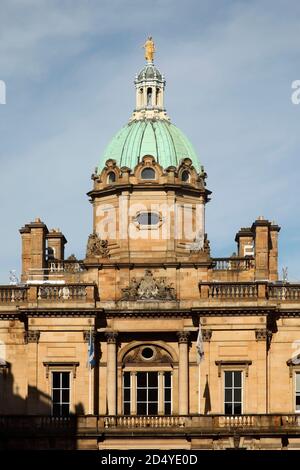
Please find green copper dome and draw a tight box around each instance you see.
[98,119,200,172]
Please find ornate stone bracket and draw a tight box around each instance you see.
[255,329,273,350]
[177,331,190,344]
[83,331,96,342]
[105,332,118,344]
[202,329,212,342]
[24,330,40,344]
[215,360,252,378]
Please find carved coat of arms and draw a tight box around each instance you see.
[86,233,110,258]
[121,270,176,301]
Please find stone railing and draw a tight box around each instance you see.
[100,414,300,431]
[37,284,93,301]
[47,260,84,274]
[268,284,300,301]
[212,257,254,271]
[103,415,186,429]
[0,286,28,303]
[0,415,76,433]
[199,282,259,299]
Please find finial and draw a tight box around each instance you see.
[143,36,155,63]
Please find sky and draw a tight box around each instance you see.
[0,0,299,282]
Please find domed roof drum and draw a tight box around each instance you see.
[98,39,201,173]
[99,119,200,171]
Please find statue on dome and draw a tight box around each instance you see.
[143,36,155,62]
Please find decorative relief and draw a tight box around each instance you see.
[24,330,40,344]
[105,332,118,344]
[121,270,176,301]
[202,329,212,342]
[177,331,190,344]
[86,233,110,258]
[190,233,210,254]
[123,345,172,364]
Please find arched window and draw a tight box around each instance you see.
[141,167,155,180]
[181,170,190,182]
[147,87,152,106]
[107,172,116,184]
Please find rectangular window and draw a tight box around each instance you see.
[137,372,158,415]
[52,371,70,417]
[224,371,242,415]
[296,373,300,412]
[123,371,131,415]
[164,372,172,415]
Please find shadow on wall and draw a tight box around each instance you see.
[0,364,85,450]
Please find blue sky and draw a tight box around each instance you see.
[0,0,299,282]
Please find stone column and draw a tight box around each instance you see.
[25,330,40,413]
[105,332,118,416]
[131,371,137,415]
[158,371,164,415]
[177,331,190,415]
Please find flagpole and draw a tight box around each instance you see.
[88,362,92,414]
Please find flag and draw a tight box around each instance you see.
[88,330,95,368]
[196,323,204,364]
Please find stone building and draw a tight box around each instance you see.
[0,45,300,450]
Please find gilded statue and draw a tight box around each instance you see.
[143,36,155,62]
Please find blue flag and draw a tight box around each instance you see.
[88,330,95,368]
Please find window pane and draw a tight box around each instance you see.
[296,394,300,410]
[141,168,155,180]
[124,402,130,415]
[61,404,70,417]
[148,372,158,387]
[52,403,60,416]
[137,389,147,401]
[225,389,232,402]
[148,403,158,415]
[233,371,242,387]
[234,403,242,415]
[224,371,232,387]
[62,372,70,388]
[52,389,60,403]
[137,403,147,415]
[234,389,242,403]
[165,403,171,415]
[52,372,60,388]
[137,373,146,387]
[164,372,171,387]
[224,403,232,415]
[296,373,300,392]
[124,388,130,401]
[165,389,171,402]
[62,389,70,403]
[148,389,158,401]
[124,372,130,387]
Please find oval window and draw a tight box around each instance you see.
[181,170,190,182]
[141,168,155,180]
[107,172,116,183]
[141,347,155,360]
[136,212,159,225]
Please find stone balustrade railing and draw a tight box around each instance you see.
[0,286,28,303]
[212,257,254,271]
[268,284,300,300]
[0,283,97,304]
[1,414,300,434]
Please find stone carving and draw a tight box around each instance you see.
[121,270,176,301]
[190,233,210,255]
[24,330,40,344]
[86,233,109,258]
